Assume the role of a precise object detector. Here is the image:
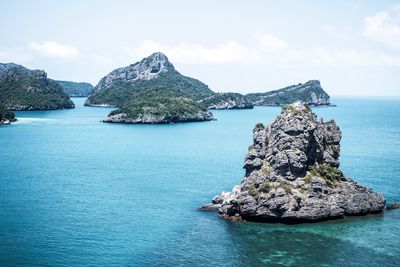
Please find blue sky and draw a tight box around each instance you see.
[1,0,399,96]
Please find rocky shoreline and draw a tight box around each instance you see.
[103,110,214,124]
[201,102,385,223]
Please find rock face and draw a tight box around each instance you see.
[0,63,74,110]
[203,102,385,223]
[56,80,93,97]
[246,80,331,106]
[199,92,254,110]
[85,52,215,107]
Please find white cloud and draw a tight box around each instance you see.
[130,40,252,64]
[29,41,80,58]
[257,34,288,49]
[128,33,400,67]
[363,11,400,48]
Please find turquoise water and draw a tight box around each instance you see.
[0,97,399,266]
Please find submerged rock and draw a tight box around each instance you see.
[203,101,385,223]
[386,202,400,210]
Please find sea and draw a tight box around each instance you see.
[0,97,399,266]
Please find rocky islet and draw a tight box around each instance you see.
[202,101,385,223]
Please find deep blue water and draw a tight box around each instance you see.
[0,97,399,266]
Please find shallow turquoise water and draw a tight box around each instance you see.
[0,97,399,266]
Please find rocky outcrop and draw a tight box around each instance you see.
[199,93,253,110]
[0,63,74,110]
[246,80,331,106]
[202,102,385,223]
[0,103,16,124]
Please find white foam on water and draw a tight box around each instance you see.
[15,117,56,124]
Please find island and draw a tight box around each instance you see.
[103,89,213,124]
[0,104,16,124]
[56,80,93,97]
[85,52,254,123]
[0,63,74,110]
[85,52,334,124]
[201,102,385,223]
[85,52,215,107]
[246,80,331,106]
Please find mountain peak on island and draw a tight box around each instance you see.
[138,52,174,73]
[94,52,175,93]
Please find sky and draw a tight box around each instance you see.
[1,0,400,96]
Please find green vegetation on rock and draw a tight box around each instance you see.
[105,89,213,124]
[306,163,344,187]
[85,53,214,107]
[246,80,330,106]
[0,63,74,110]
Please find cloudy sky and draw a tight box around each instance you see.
[1,0,400,96]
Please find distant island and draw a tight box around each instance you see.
[0,103,16,124]
[246,80,331,106]
[56,80,93,97]
[0,63,74,110]
[201,102,385,223]
[86,52,332,124]
[0,53,333,125]
[87,52,253,123]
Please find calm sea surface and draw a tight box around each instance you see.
[0,97,399,266]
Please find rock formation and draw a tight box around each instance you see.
[246,80,331,106]
[0,103,16,124]
[202,102,385,223]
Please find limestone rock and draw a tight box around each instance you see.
[204,101,385,223]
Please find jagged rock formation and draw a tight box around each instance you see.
[199,92,253,110]
[202,102,385,223]
[246,80,331,106]
[85,52,215,107]
[103,89,213,124]
[56,80,93,97]
[0,63,74,110]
